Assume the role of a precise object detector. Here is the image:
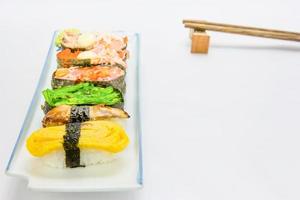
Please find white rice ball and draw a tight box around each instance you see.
[41,150,118,168]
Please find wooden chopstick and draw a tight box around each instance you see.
[183,20,300,42]
[183,20,300,36]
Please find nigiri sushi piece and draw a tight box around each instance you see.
[55,30,128,51]
[55,30,128,68]
[26,121,129,168]
[56,48,128,69]
[52,66,126,94]
[42,105,130,127]
[43,83,123,108]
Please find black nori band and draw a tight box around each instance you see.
[63,122,85,168]
[64,106,89,168]
[70,106,90,123]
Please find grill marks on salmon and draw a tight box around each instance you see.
[54,66,125,82]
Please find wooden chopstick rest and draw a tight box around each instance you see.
[190,29,210,54]
[183,19,300,54]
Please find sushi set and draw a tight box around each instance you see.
[6,30,142,191]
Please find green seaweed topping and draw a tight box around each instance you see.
[42,83,123,107]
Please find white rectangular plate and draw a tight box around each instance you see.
[5,31,143,192]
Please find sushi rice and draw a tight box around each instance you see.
[41,149,120,168]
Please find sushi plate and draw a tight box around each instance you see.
[5,31,143,192]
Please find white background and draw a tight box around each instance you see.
[1,0,300,199]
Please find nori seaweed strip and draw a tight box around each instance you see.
[63,122,85,168]
[57,59,127,70]
[41,102,53,114]
[70,106,90,123]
